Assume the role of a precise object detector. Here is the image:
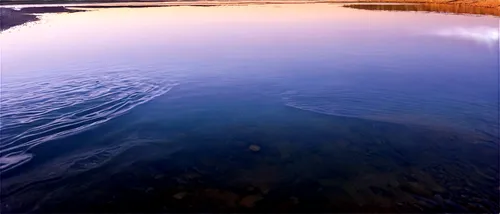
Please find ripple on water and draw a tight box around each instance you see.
[0,68,178,172]
[281,89,498,139]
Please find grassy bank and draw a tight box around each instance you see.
[352,0,499,8]
[345,3,500,16]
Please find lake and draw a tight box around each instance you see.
[0,3,498,212]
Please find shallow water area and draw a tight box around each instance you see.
[0,3,498,213]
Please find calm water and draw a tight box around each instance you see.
[0,4,499,212]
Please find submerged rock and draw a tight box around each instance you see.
[173,192,187,200]
[290,196,299,204]
[414,196,438,209]
[203,189,239,207]
[249,145,261,152]
[401,182,433,197]
[252,183,270,195]
[433,194,444,205]
[239,194,263,208]
[444,199,467,212]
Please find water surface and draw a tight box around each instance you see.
[0,4,498,212]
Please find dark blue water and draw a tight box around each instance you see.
[0,4,498,212]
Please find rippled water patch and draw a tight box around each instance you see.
[281,89,499,140]
[0,68,177,172]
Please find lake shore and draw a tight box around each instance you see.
[0,8,38,31]
[1,0,498,32]
[1,0,499,8]
[351,0,499,8]
[345,2,500,16]
[0,7,87,31]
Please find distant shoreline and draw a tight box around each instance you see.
[1,0,499,8]
[0,0,498,32]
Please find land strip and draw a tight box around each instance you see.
[1,0,498,31]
